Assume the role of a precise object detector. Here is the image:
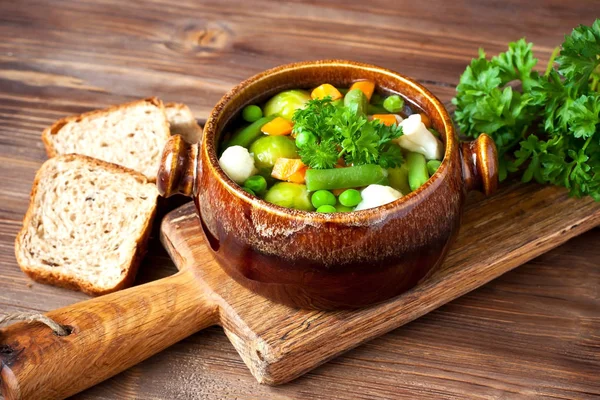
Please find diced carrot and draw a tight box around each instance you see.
[261,117,293,136]
[371,114,397,126]
[349,80,375,101]
[311,84,343,100]
[271,158,307,183]
[332,188,348,196]
[336,158,346,168]
[419,113,432,129]
[287,166,308,184]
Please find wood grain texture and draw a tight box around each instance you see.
[158,182,600,388]
[0,0,599,398]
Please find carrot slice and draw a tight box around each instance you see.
[311,84,343,100]
[419,112,432,129]
[271,158,307,183]
[350,80,375,101]
[371,114,397,126]
[261,117,293,136]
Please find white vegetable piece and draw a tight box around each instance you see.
[218,145,257,184]
[355,184,403,211]
[394,114,443,160]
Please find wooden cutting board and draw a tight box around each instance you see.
[2,182,600,400]
[159,182,600,385]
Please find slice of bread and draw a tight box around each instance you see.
[165,102,203,143]
[42,98,170,181]
[15,155,158,295]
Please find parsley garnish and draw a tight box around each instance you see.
[292,97,403,169]
[453,19,600,200]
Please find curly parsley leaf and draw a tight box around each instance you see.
[453,19,600,201]
[292,97,403,169]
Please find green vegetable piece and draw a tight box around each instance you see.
[242,105,263,122]
[243,175,267,196]
[335,204,354,212]
[249,136,299,170]
[428,128,440,138]
[370,93,385,106]
[388,164,411,194]
[264,182,313,211]
[383,95,404,113]
[311,190,337,209]
[426,160,442,176]
[305,165,387,191]
[295,131,317,148]
[243,187,256,196]
[332,99,344,108]
[406,152,429,191]
[227,116,275,148]
[366,104,388,115]
[264,90,311,120]
[338,189,362,207]
[343,89,368,117]
[337,87,349,95]
[316,205,337,213]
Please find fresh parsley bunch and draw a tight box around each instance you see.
[453,19,600,200]
[291,97,403,169]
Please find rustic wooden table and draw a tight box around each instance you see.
[1,0,599,398]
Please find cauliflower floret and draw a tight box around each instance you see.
[219,145,257,184]
[355,184,402,211]
[394,114,443,160]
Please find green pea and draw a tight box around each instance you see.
[335,204,354,212]
[338,189,362,207]
[243,187,256,196]
[427,160,442,176]
[311,190,337,209]
[242,105,263,122]
[243,175,267,195]
[383,95,404,113]
[226,116,276,149]
[295,131,317,148]
[316,205,337,213]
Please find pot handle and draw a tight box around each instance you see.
[460,134,498,195]
[157,135,199,198]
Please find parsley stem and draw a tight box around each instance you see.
[544,47,560,77]
[582,135,593,152]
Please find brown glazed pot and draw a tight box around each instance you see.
[158,60,498,310]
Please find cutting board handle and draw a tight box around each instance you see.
[460,133,498,195]
[0,269,217,400]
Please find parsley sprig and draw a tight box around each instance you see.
[453,19,600,200]
[292,97,403,169]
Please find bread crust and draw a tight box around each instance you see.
[165,102,203,143]
[14,154,157,296]
[41,97,169,182]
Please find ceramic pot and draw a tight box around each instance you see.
[157,60,498,310]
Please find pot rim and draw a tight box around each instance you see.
[203,59,456,223]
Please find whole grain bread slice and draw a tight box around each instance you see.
[15,154,158,295]
[42,98,170,181]
[165,102,203,143]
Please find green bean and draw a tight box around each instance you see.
[370,93,385,106]
[344,89,368,117]
[367,104,388,115]
[226,116,275,148]
[388,164,411,194]
[305,165,387,191]
[427,160,442,176]
[406,152,429,192]
[383,95,404,113]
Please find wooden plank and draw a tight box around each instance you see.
[157,182,600,388]
[1,0,599,398]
